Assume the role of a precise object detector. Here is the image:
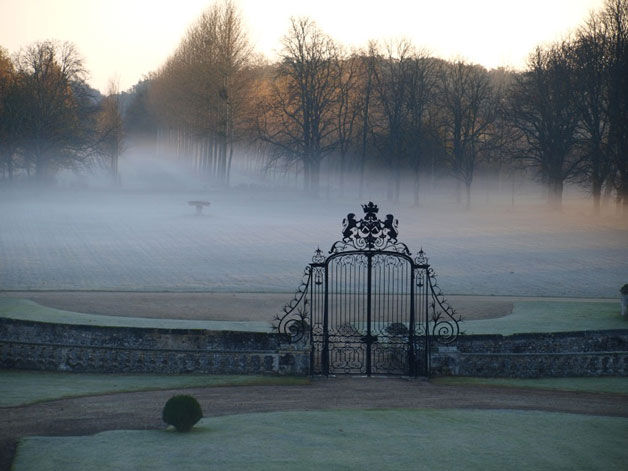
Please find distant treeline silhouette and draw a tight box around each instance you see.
[0,0,626,212]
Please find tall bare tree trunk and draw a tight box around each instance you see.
[549,178,564,210]
[413,167,420,207]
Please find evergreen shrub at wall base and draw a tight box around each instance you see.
[162,395,203,432]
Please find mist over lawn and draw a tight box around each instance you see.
[1,163,625,298]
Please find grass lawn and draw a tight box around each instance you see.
[0,371,308,407]
[462,300,627,334]
[3,298,627,335]
[0,298,272,331]
[13,409,628,471]
[431,376,628,395]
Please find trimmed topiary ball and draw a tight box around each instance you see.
[162,395,203,432]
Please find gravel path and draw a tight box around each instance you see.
[2,377,628,469]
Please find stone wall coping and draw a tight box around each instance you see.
[4,317,627,340]
[0,339,296,355]
[457,329,628,341]
[443,351,628,357]
[0,317,275,337]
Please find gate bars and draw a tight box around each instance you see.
[274,202,460,377]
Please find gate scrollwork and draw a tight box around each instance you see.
[273,264,313,343]
[415,248,461,344]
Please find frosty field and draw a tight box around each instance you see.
[0,188,626,298]
[13,409,628,471]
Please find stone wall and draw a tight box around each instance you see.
[0,318,309,375]
[430,330,628,378]
[3,317,627,378]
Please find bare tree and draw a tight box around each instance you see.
[256,17,339,196]
[438,59,498,209]
[570,17,613,214]
[508,45,582,209]
[97,78,124,185]
[334,50,361,194]
[406,52,439,206]
[150,0,252,185]
[0,46,19,180]
[602,0,628,212]
[124,78,158,140]
[356,42,377,198]
[212,0,253,185]
[13,40,93,181]
[370,40,415,202]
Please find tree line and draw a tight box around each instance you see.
[0,40,123,185]
[1,0,627,212]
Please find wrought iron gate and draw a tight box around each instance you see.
[275,202,459,377]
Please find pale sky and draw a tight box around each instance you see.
[1,0,605,93]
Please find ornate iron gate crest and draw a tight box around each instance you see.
[275,202,460,377]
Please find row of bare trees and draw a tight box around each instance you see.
[148,0,252,185]
[146,0,627,211]
[147,11,503,206]
[511,0,628,211]
[1,0,626,212]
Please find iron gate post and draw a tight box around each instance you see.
[308,270,315,376]
[366,252,373,377]
[323,262,329,376]
[408,265,416,377]
[424,269,431,377]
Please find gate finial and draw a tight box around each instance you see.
[361,201,379,215]
[415,247,428,266]
[331,202,408,254]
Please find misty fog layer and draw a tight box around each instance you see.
[1,156,626,298]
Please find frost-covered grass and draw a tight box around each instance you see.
[0,370,308,407]
[0,298,271,331]
[13,409,628,471]
[3,297,625,334]
[1,189,626,297]
[431,376,628,395]
[462,301,627,334]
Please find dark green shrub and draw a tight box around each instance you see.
[162,395,203,432]
[386,322,409,336]
[620,284,628,295]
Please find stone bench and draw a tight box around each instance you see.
[188,200,210,215]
